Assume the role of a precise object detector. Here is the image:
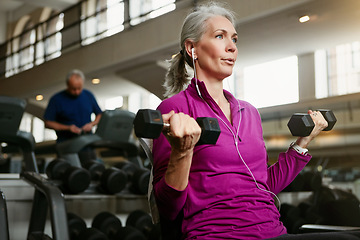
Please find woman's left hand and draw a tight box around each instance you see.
[295,110,328,148]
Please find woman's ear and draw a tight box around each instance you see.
[184,41,195,59]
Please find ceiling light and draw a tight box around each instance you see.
[299,15,310,23]
[92,78,100,84]
[35,94,43,101]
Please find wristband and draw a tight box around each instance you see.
[290,142,308,156]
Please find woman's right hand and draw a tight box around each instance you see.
[162,110,201,154]
[162,110,201,190]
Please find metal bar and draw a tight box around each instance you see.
[0,190,10,240]
[27,190,48,236]
[21,171,70,240]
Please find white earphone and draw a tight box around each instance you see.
[192,47,201,97]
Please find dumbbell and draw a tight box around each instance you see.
[114,161,150,195]
[287,109,337,137]
[92,211,146,240]
[83,160,127,194]
[133,109,221,145]
[68,212,108,240]
[126,209,161,240]
[46,158,91,194]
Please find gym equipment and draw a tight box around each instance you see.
[282,172,305,192]
[92,212,121,239]
[133,109,221,145]
[136,126,181,240]
[83,160,127,194]
[55,109,142,168]
[126,209,161,240]
[297,201,322,224]
[68,212,108,240]
[0,96,38,172]
[292,186,360,234]
[280,203,306,234]
[114,161,150,195]
[287,109,337,137]
[283,171,322,192]
[46,158,91,194]
[28,232,52,239]
[0,190,10,240]
[21,171,70,240]
[92,211,146,240]
[302,171,322,191]
[317,187,360,226]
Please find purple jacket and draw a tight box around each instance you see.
[152,78,311,239]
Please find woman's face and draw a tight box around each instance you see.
[194,15,238,82]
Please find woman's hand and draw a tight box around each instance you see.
[295,110,329,148]
[162,110,201,154]
[162,110,201,190]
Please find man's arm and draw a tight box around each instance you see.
[93,113,102,126]
[81,113,102,132]
[45,120,82,134]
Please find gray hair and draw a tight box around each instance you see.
[66,69,85,84]
[163,2,236,98]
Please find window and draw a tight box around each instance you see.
[129,0,175,26]
[315,41,360,98]
[81,0,124,45]
[20,113,57,142]
[5,19,36,77]
[105,0,124,36]
[105,96,124,110]
[19,21,36,71]
[242,56,299,108]
[45,12,64,61]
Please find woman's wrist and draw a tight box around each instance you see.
[290,142,309,156]
[295,136,312,149]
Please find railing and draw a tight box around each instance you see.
[0,0,185,79]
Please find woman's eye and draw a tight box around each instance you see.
[216,35,223,39]
[232,38,238,43]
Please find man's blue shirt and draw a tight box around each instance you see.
[44,89,102,142]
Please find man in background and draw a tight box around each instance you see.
[44,69,102,162]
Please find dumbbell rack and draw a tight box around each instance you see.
[21,171,70,240]
[1,171,150,240]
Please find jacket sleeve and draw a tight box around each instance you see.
[267,149,312,195]
[151,100,189,221]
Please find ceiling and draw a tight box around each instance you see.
[1,0,360,109]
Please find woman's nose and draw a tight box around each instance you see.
[227,40,237,52]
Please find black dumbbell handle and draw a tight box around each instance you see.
[134,109,220,144]
[164,117,220,145]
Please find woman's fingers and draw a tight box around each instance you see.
[308,110,329,137]
[164,112,201,151]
